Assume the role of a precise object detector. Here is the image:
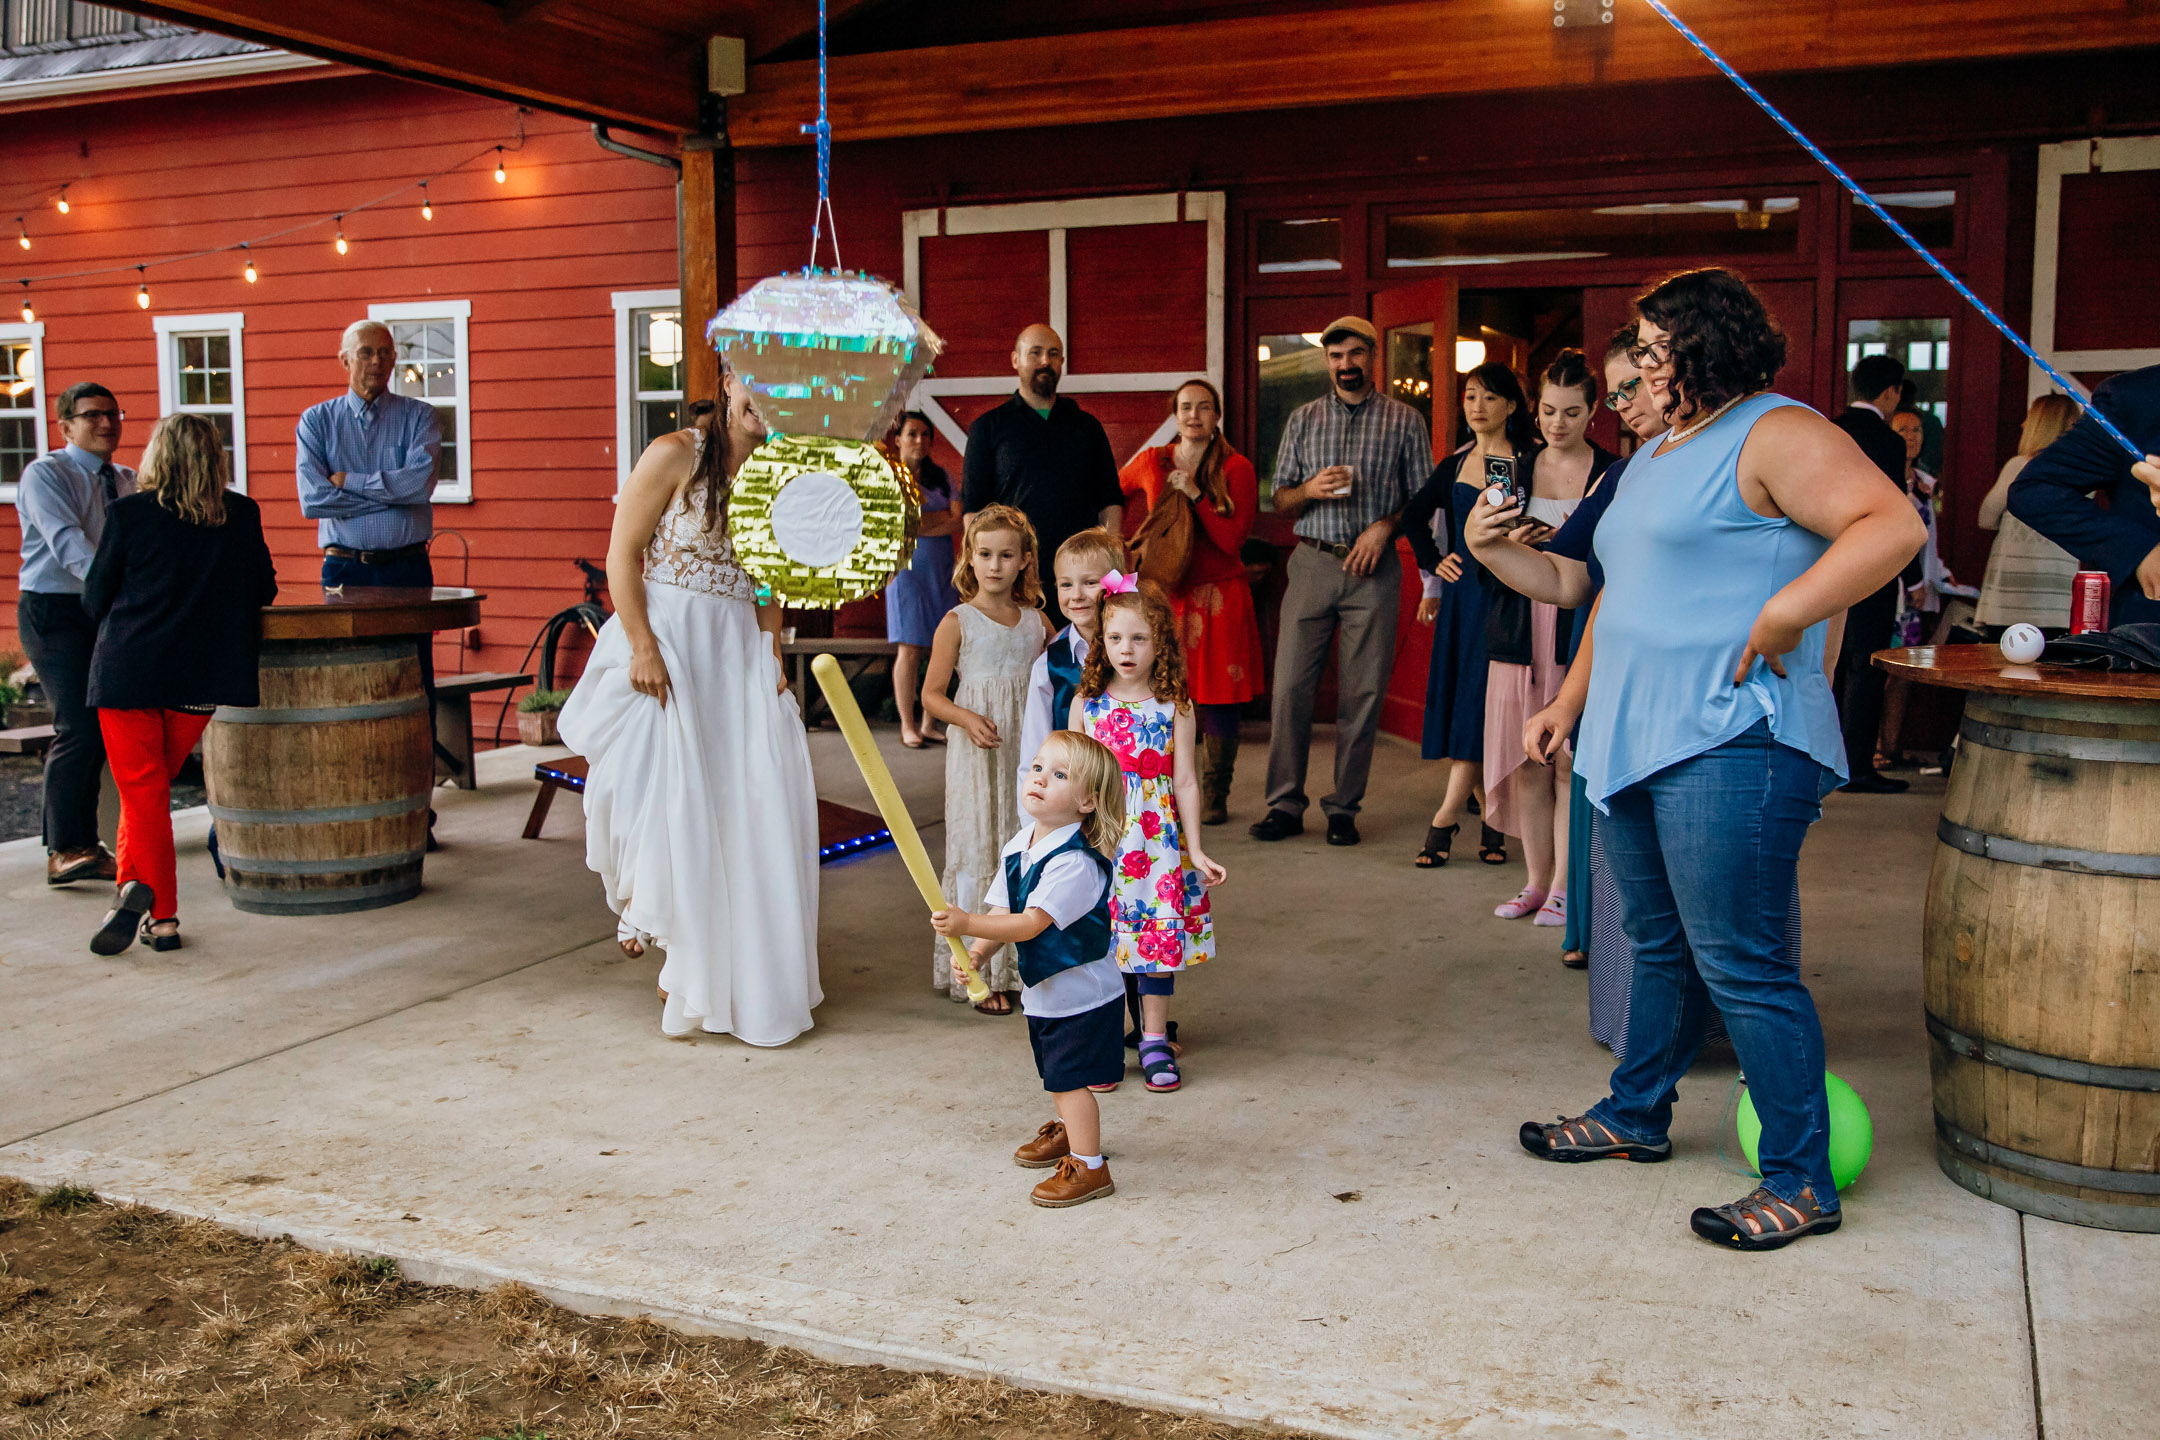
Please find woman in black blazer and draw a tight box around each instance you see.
[82,413,277,954]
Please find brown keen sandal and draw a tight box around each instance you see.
[1691,1185,1841,1252]
[1519,1113,1672,1163]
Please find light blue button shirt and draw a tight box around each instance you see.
[295,389,441,551]
[16,443,136,595]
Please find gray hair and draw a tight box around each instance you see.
[338,319,394,357]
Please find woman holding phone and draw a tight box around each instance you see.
[1402,361,1537,868]
[1516,268,1923,1251]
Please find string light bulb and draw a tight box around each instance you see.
[136,266,149,310]
[420,182,433,221]
[241,243,258,284]
[494,147,507,184]
[15,218,27,251]
[18,282,31,323]
[334,216,348,255]
[55,185,69,215]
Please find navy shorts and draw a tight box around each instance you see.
[1027,995,1126,1092]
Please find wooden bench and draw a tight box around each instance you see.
[780,637,897,727]
[432,671,535,790]
[523,753,893,861]
[0,724,56,756]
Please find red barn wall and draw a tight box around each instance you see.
[2,73,678,743]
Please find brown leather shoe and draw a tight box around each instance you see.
[47,847,110,886]
[1030,1155,1114,1208]
[1014,1119,1071,1169]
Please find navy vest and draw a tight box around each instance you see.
[1046,629,1086,735]
[1005,827,1114,989]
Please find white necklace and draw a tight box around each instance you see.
[1665,391,1756,448]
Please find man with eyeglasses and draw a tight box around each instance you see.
[16,381,134,884]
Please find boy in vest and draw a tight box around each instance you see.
[1015,527,1125,799]
[934,730,1128,1207]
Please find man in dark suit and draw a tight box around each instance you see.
[1830,354,1911,794]
[2009,364,2160,629]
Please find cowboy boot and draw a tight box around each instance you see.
[1200,729,1239,826]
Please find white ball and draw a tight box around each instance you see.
[1999,623,2046,664]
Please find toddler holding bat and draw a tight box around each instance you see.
[932,730,1128,1208]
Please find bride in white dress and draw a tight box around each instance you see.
[558,370,821,1045]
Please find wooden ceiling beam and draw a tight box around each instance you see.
[118,0,702,132]
[727,0,2160,147]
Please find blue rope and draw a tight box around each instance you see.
[800,0,839,271]
[1640,0,2143,460]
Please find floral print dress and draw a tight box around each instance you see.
[1078,693,1215,974]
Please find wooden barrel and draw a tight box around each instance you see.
[1924,688,2160,1231]
[203,637,431,915]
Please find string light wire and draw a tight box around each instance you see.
[4,133,522,293]
[1638,0,2142,459]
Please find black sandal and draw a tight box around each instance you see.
[90,881,155,957]
[1414,823,1457,868]
[1690,1185,1841,1251]
[1478,824,1508,865]
[1560,949,1587,969]
[1518,1114,1672,1163]
[140,917,182,953]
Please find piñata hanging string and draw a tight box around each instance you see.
[1639,0,2143,460]
[801,0,841,271]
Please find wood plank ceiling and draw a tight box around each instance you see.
[115,0,2160,145]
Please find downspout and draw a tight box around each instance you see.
[590,123,681,173]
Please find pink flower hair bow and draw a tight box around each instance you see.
[1100,570,1140,595]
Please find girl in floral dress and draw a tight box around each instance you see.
[1070,574,1228,1091]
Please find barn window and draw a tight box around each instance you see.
[612,288,684,492]
[369,300,472,503]
[152,312,247,491]
[0,320,46,502]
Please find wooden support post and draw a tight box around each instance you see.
[680,136,735,409]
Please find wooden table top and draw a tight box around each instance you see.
[780,636,899,655]
[261,587,484,641]
[1873,644,2160,701]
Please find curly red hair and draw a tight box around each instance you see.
[1078,588,1188,706]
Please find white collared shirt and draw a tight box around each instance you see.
[982,820,1119,1018]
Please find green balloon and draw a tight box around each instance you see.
[1736,1072,1873,1192]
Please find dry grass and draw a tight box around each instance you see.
[0,1179,1316,1440]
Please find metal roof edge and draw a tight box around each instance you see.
[0,48,327,103]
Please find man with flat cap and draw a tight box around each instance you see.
[1251,316,1430,847]
[961,323,1123,592]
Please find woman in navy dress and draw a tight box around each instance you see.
[1403,362,1539,868]
[885,410,961,747]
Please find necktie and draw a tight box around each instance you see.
[99,463,117,507]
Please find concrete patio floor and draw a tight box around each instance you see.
[2,726,2151,1439]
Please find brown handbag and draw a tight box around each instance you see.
[1129,451,1198,595]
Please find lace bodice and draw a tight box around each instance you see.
[644,437,757,603]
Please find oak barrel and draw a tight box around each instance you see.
[1924,689,2160,1231]
[203,637,431,914]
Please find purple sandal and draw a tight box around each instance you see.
[1139,1037,1181,1092]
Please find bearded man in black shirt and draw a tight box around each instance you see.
[961,324,1124,591]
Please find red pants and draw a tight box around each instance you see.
[98,708,212,920]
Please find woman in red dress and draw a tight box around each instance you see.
[1118,378,1265,825]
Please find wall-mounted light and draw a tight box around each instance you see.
[1454,338,1487,373]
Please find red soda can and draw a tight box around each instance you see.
[2071,571,2112,634]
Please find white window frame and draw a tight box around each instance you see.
[0,319,48,504]
[152,311,248,492]
[368,299,473,503]
[2030,136,2160,400]
[611,287,684,494]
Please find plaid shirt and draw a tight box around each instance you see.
[1271,389,1431,544]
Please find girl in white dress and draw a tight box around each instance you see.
[920,504,1051,1013]
[558,374,821,1046]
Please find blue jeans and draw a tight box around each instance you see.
[1588,721,1839,1210]
[321,553,433,592]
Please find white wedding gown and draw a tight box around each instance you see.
[558,466,822,1045]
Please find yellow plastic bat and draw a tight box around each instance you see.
[810,653,991,1003]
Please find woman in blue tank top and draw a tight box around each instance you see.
[1516,269,1925,1252]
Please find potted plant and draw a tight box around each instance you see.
[517,689,571,746]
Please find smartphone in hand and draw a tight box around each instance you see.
[1483,455,1531,527]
